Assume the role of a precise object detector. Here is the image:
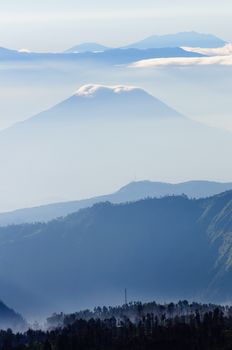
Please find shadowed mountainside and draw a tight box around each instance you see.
[0,300,26,331]
[0,191,232,317]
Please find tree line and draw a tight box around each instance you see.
[2,301,232,349]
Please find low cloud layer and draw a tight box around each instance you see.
[182,43,232,56]
[130,55,232,68]
[130,43,232,68]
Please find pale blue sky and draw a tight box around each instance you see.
[0,0,231,51]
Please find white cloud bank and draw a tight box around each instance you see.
[18,48,31,53]
[130,43,232,68]
[75,84,139,97]
[182,43,232,56]
[130,54,232,68]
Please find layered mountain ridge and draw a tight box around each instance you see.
[0,180,232,226]
[65,32,226,53]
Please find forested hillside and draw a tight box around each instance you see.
[2,300,232,350]
[0,300,26,331]
[0,192,232,316]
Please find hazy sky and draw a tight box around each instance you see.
[0,0,232,51]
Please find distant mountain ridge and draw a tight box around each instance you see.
[65,42,110,53]
[65,32,226,53]
[0,180,231,226]
[0,47,19,56]
[0,47,204,65]
[1,191,232,317]
[123,31,226,49]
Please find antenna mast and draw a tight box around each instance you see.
[125,288,128,305]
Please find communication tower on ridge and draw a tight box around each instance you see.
[125,288,128,305]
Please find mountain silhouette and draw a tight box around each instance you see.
[123,31,226,49]
[24,84,183,124]
[0,84,231,212]
[65,32,226,53]
[65,42,110,53]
